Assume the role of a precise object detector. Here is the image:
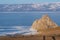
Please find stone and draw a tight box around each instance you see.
[30,14,58,31]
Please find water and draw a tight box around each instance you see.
[0,12,60,36]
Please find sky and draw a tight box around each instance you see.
[0,0,60,4]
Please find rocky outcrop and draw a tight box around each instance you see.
[30,14,58,31]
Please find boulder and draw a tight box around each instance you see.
[30,14,58,31]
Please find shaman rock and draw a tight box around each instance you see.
[30,14,58,31]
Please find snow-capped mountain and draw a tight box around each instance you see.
[0,2,60,12]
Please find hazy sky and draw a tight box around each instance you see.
[0,0,60,4]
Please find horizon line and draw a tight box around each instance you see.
[0,2,60,4]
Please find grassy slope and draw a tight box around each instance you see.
[38,27,60,36]
[0,35,60,40]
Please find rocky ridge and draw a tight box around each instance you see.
[30,14,58,31]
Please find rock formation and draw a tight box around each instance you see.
[30,14,58,31]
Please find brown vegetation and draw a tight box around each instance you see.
[38,27,60,36]
[0,35,60,40]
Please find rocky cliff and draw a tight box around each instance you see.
[30,14,58,31]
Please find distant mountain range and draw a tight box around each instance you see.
[0,2,60,12]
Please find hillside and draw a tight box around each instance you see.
[38,27,60,36]
[0,2,60,12]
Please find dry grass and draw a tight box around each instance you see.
[0,35,60,40]
[37,27,60,36]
